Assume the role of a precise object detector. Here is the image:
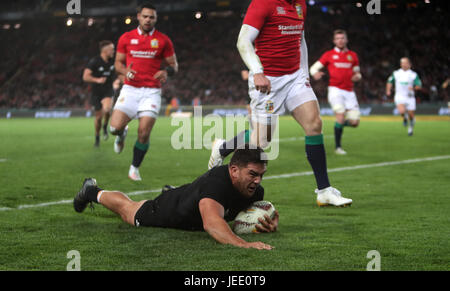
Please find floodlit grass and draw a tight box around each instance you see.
[0,115,449,270]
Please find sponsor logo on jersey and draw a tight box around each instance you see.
[130,50,157,59]
[278,24,303,35]
[334,62,353,69]
[276,6,286,15]
[151,38,159,49]
[295,4,303,19]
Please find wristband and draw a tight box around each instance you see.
[165,66,175,77]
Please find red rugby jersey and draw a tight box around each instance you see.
[117,27,175,88]
[243,0,307,77]
[318,48,359,92]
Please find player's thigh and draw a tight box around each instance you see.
[110,109,131,130]
[101,97,113,112]
[122,200,148,226]
[286,81,321,136]
[396,103,406,114]
[291,100,322,136]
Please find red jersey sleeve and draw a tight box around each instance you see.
[319,51,330,66]
[243,0,272,31]
[162,36,175,58]
[117,33,128,54]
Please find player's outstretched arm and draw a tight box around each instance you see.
[199,198,274,250]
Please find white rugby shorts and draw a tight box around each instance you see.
[327,86,360,120]
[114,84,161,119]
[394,94,416,111]
[248,69,317,125]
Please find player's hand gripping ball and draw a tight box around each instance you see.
[232,201,276,234]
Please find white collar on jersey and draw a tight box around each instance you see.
[334,47,349,53]
[137,26,155,36]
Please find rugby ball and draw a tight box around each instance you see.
[232,201,276,234]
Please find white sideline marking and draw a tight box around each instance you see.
[0,155,449,212]
[0,159,7,162]
[2,189,162,212]
[265,155,450,180]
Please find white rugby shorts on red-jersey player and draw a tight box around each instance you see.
[327,86,360,114]
[248,69,317,125]
[114,84,161,119]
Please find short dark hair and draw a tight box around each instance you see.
[99,40,113,51]
[229,146,268,168]
[333,29,347,37]
[139,2,156,12]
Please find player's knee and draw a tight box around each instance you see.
[307,116,323,136]
[349,120,360,127]
[109,126,121,135]
[103,106,112,114]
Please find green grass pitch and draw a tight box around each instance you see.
[0,115,449,270]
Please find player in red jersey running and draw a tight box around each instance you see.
[208,0,352,207]
[110,2,178,181]
[310,30,362,155]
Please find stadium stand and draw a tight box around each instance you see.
[0,1,448,109]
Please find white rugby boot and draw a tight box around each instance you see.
[208,138,225,170]
[128,165,142,181]
[335,147,347,155]
[316,187,352,207]
[114,125,128,154]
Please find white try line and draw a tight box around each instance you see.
[0,155,449,212]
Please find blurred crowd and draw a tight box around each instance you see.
[0,3,448,109]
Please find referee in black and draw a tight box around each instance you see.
[83,40,117,147]
[74,147,279,250]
